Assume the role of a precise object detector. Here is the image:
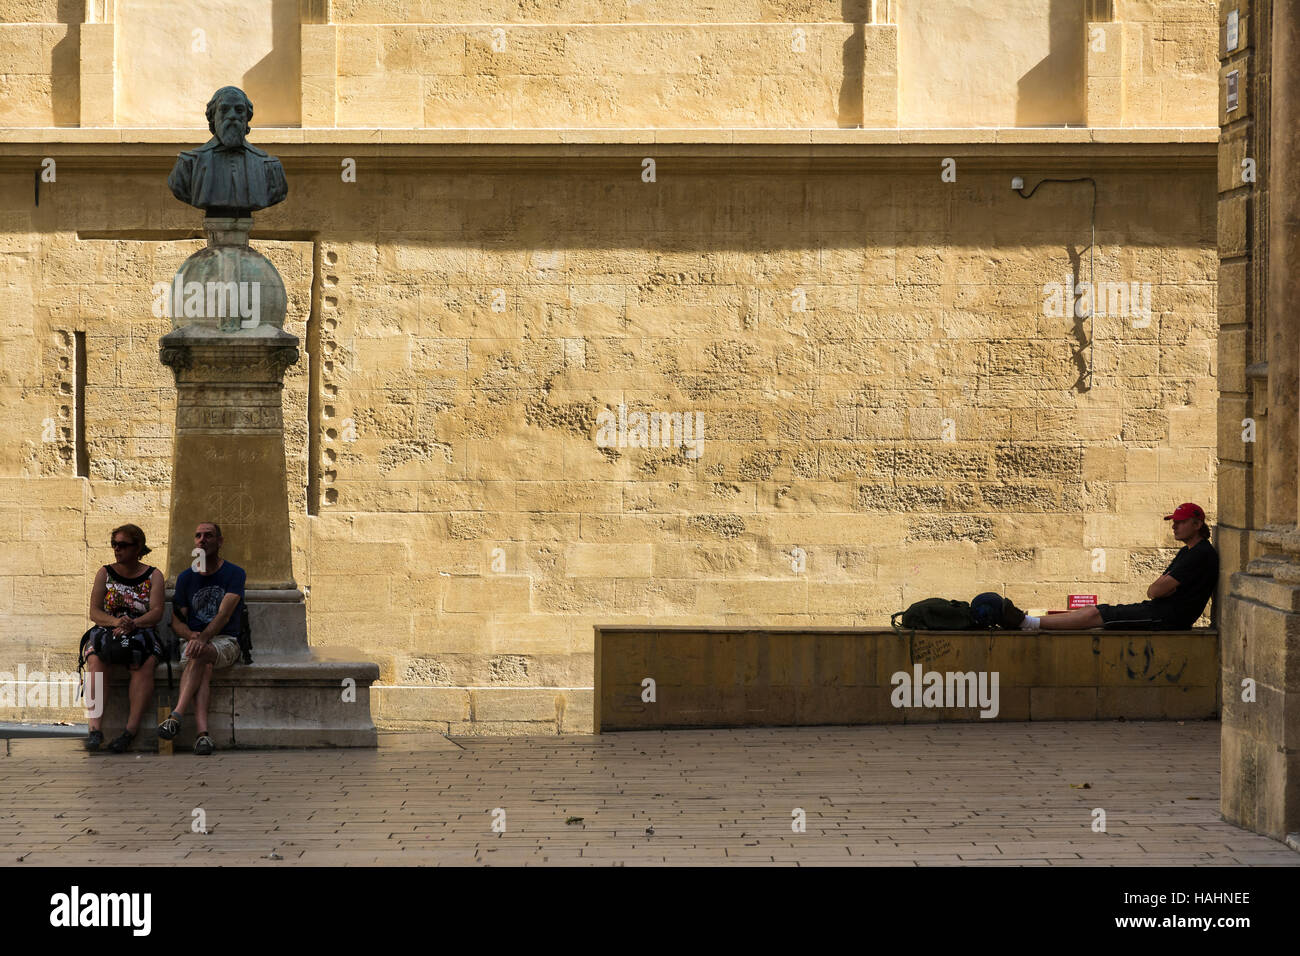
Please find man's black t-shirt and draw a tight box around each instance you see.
[1150,537,1219,627]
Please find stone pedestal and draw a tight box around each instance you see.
[138,217,380,749]
[160,217,296,589]
[160,328,298,588]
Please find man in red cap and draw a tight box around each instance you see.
[1015,503,1218,631]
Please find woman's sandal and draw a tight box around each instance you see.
[157,713,181,740]
[84,729,104,752]
[106,730,135,754]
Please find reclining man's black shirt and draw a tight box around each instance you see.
[1150,537,1219,627]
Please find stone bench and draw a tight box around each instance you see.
[595,626,1219,731]
[102,590,379,749]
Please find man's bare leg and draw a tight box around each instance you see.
[124,657,156,735]
[193,659,214,736]
[1035,606,1104,630]
[173,643,216,717]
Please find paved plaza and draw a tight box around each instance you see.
[1,721,1296,866]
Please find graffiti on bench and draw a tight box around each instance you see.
[1123,640,1189,684]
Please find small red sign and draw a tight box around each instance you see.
[1068,594,1098,608]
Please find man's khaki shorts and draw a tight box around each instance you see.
[181,635,241,670]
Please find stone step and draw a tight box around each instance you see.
[162,589,309,656]
[103,652,379,750]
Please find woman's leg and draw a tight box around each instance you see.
[84,653,108,731]
[125,656,157,735]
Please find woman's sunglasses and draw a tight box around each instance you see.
[110,540,136,549]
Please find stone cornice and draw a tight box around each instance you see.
[0,126,1219,173]
[0,126,1221,144]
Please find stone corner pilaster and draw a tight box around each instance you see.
[79,22,115,127]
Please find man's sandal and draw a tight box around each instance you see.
[84,729,104,752]
[157,713,181,740]
[106,730,135,754]
[193,734,214,756]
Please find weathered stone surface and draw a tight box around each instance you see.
[0,1,1223,739]
[597,626,1219,730]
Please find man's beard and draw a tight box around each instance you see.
[217,120,245,149]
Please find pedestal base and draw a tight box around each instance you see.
[103,592,379,749]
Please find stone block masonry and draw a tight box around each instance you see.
[0,0,1220,735]
[0,159,1217,733]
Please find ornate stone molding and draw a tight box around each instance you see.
[299,0,330,24]
[1245,523,1300,584]
[268,346,301,375]
[159,345,192,371]
[85,0,115,25]
[1254,524,1300,555]
[159,329,301,387]
[1085,0,1114,22]
[1274,563,1300,585]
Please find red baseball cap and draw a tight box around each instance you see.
[1164,502,1206,521]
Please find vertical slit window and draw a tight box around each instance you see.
[74,330,88,478]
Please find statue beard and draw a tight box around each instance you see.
[216,120,246,149]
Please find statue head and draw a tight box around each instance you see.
[169,85,287,215]
[206,86,253,149]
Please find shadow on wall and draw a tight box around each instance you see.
[50,0,84,125]
[243,0,301,123]
[837,0,871,127]
[1015,0,1086,126]
[1066,243,1090,390]
[113,0,302,127]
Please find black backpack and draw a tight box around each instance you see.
[891,598,978,631]
[237,604,253,664]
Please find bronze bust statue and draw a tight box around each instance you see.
[168,86,287,216]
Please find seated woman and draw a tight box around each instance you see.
[79,524,166,753]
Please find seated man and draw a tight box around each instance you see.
[158,521,246,755]
[1019,503,1218,631]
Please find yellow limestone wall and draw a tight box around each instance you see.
[0,0,1217,129]
[0,0,1220,734]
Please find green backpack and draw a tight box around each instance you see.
[891,598,978,631]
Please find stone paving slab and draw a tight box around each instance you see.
[0,722,1296,867]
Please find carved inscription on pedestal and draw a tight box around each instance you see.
[177,404,283,433]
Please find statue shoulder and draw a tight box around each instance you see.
[245,142,271,158]
[186,138,222,156]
